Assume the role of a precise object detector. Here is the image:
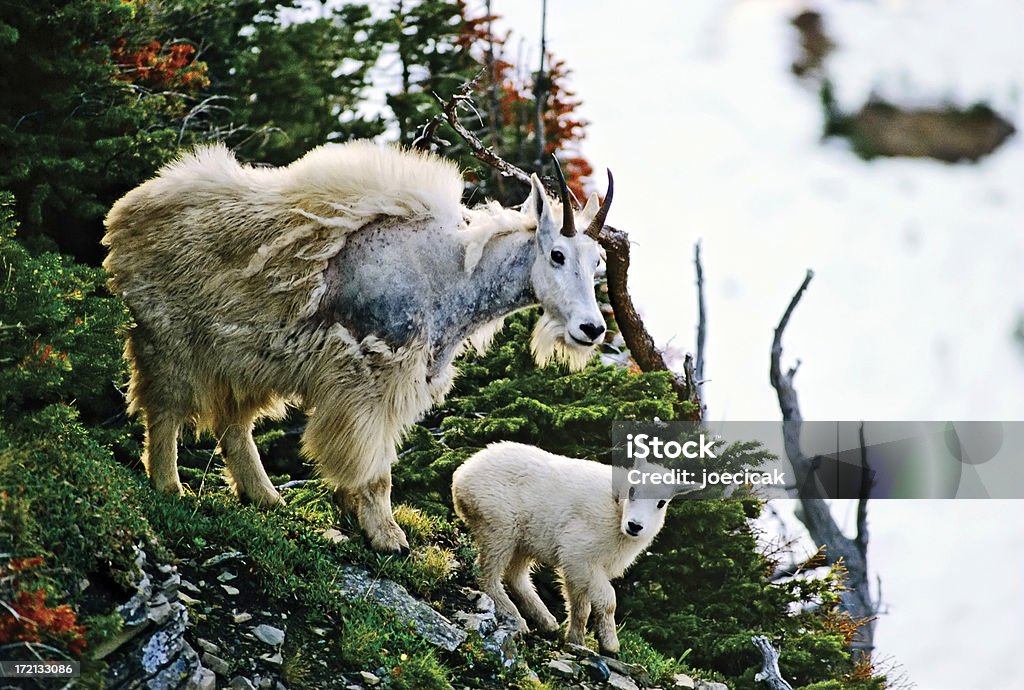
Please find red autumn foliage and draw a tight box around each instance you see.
[0,559,87,657]
[111,38,210,91]
[457,4,597,201]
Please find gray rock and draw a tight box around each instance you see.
[359,670,381,686]
[147,636,198,690]
[180,578,201,594]
[202,652,231,676]
[336,565,467,651]
[546,659,576,678]
[608,671,640,690]
[141,605,189,672]
[605,657,653,686]
[185,666,216,690]
[159,572,182,593]
[253,623,286,647]
[565,643,595,657]
[221,584,241,596]
[178,590,201,606]
[202,551,246,568]
[196,638,220,655]
[466,588,496,615]
[229,676,258,690]
[233,611,254,623]
[673,673,696,688]
[146,593,173,626]
[696,682,729,690]
[218,570,238,582]
[453,609,496,636]
[580,655,611,682]
[261,652,283,665]
[322,528,350,543]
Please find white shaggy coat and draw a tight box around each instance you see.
[451,442,669,654]
[102,141,607,554]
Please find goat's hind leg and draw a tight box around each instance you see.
[507,553,558,635]
[218,422,283,507]
[561,566,595,649]
[212,393,283,507]
[142,409,184,496]
[127,335,185,496]
[475,537,528,632]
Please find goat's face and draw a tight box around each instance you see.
[524,170,613,370]
[619,485,671,539]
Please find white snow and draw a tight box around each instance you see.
[490,1,1024,688]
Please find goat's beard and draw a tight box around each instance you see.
[530,312,595,371]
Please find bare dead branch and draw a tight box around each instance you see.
[601,224,701,416]
[694,241,708,412]
[856,421,871,556]
[770,269,814,427]
[752,636,794,690]
[417,81,535,190]
[768,270,875,662]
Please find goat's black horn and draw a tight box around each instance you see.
[552,156,577,237]
[586,169,614,239]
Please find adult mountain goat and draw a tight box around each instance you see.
[103,141,613,554]
[452,442,671,655]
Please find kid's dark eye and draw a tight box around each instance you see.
[628,487,636,500]
[550,249,565,265]
[657,500,667,509]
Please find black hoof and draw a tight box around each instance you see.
[390,545,410,558]
[536,627,558,641]
[600,650,618,660]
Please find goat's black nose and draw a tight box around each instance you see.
[626,521,643,536]
[579,322,606,341]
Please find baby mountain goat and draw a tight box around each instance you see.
[103,142,613,555]
[452,442,670,655]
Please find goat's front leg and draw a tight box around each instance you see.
[590,577,620,656]
[306,408,409,556]
[347,472,409,556]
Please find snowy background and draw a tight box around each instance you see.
[484,1,1024,688]
[318,0,1024,685]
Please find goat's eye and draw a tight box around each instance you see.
[550,249,565,265]
[657,499,667,509]
[628,486,636,500]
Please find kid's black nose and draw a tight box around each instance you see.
[579,322,606,341]
[626,521,643,536]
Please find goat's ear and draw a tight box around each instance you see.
[579,192,600,225]
[528,173,558,250]
[521,174,546,220]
